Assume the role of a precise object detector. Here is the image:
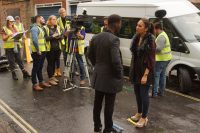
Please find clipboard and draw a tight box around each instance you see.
[11,30,28,40]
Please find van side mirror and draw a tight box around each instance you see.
[172,37,189,54]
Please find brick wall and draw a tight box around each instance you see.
[0,1,32,31]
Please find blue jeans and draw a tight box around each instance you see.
[153,61,170,96]
[76,53,85,80]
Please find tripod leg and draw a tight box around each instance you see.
[82,55,91,86]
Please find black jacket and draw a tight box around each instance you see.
[88,31,123,94]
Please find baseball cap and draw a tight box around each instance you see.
[6,16,15,22]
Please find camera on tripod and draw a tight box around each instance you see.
[70,17,82,35]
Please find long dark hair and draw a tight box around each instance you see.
[140,18,154,35]
[130,18,154,53]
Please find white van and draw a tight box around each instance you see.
[77,0,200,92]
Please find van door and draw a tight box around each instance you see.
[162,19,182,61]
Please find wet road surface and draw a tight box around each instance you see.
[0,64,200,133]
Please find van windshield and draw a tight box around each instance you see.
[170,13,200,42]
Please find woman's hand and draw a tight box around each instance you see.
[141,75,148,85]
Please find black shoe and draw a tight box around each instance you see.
[103,128,117,133]
[23,70,31,79]
[94,126,102,133]
[12,72,18,80]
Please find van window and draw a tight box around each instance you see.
[118,18,139,39]
[162,19,185,52]
[79,15,104,34]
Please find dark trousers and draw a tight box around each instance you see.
[31,52,46,85]
[5,48,24,72]
[134,84,150,118]
[76,53,85,80]
[46,50,61,78]
[93,90,116,132]
[55,57,60,69]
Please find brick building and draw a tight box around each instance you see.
[0,0,68,31]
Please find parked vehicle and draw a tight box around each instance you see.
[77,0,200,92]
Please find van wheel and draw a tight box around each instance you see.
[178,68,192,93]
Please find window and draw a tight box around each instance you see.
[118,18,139,39]
[163,19,185,52]
[80,15,104,34]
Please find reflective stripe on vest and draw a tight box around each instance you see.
[44,25,64,51]
[31,25,46,52]
[3,26,15,49]
[57,17,70,31]
[156,31,172,61]
[57,17,70,46]
[77,26,85,55]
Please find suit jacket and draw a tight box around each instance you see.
[88,31,123,94]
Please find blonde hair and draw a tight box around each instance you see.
[47,15,57,25]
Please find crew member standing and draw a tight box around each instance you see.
[67,24,86,85]
[89,14,123,133]
[153,22,172,97]
[30,15,51,91]
[57,8,71,72]
[44,15,64,86]
[1,16,30,80]
[14,16,26,58]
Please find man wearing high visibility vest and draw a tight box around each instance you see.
[57,8,71,73]
[153,22,172,97]
[1,16,30,80]
[67,25,86,85]
[30,15,51,91]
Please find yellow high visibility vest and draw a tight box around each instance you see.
[2,26,16,49]
[77,26,85,55]
[14,23,23,32]
[57,17,70,46]
[30,25,46,52]
[14,23,23,48]
[156,31,172,61]
[43,25,65,51]
[57,17,71,31]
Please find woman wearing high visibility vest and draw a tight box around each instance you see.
[129,18,156,128]
[44,15,64,86]
[1,16,30,80]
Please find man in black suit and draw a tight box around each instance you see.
[88,14,123,133]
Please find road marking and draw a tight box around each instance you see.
[0,99,38,133]
[127,118,137,126]
[0,105,31,133]
[165,89,200,102]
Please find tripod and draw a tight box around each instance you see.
[63,34,91,92]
